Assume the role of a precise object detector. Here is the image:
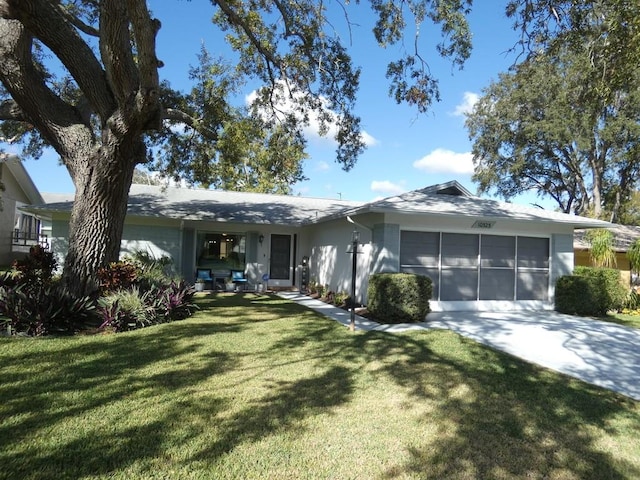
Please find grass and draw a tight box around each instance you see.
[1,293,639,479]
[608,312,640,330]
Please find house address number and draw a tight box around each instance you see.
[472,220,495,229]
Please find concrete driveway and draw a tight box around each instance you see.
[401,311,640,401]
[278,293,640,401]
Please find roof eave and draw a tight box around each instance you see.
[342,205,612,229]
[3,155,44,205]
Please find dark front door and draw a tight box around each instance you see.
[270,234,291,280]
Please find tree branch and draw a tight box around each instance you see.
[59,5,99,37]
[126,0,161,88]
[0,18,94,166]
[0,98,29,121]
[163,108,218,140]
[215,0,281,74]
[99,0,139,105]
[2,0,115,119]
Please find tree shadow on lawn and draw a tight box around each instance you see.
[0,295,352,479]
[191,365,354,462]
[196,292,318,324]
[0,331,234,479]
[2,295,638,479]
[204,295,639,477]
[371,333,638,479]
[262,312,640,479]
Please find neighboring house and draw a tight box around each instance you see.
[25,180,608,312]
[0,155,45,266]
[574,225,640,286]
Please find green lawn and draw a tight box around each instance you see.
[608,312,640,329]
[1,293,639,479]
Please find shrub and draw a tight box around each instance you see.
[623,290,640,311]
[99,287,155,332]
[555,276,608,316]
[147,280,198,322]
[98,280,197,332]
[97,261,140,293]
[0,247,97,336]
[555,267,627,316]
[333,290,350,307]
[573,266,626,312]
[11,245,57,289]
[124,250,176,290]
[0,282,97,336]
[367,273,432,323]
[307,280,318,295]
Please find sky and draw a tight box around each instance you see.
[14,1,549,207]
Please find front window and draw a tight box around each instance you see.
[196,232,246,270]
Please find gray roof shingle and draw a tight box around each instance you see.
[574,225,640,252]
[337,181,611,228]
[35,185,363,226]
[30,180,610,229]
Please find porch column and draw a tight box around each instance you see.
[371,223,400,274]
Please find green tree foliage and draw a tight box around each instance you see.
[466,40,640,220]
[506,0,640,103]
[614,190,640,226]
[0,0,474,295]
[150,47,307,193]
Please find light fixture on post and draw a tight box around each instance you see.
[259,234,264,245]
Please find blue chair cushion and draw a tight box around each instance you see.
[231,270,247,282]
[196,269,213,280]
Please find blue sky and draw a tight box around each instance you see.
[16,2,545,206]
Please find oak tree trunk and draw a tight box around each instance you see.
[62,140,142,296]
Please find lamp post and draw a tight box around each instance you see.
[350,228,359,332]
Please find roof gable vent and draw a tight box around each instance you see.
[437,186,465,196]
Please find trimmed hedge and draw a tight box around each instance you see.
[555,276,607,316]
[555,266,626,316]
[367,272,432,323]
[573,266,626,311]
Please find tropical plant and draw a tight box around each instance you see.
[99,287,155,332]
[627,238,640,276]
[0,246,97,335]
[97,261,141,293]
[0,281,97,336]
[148,280,197,322]
[585,229,617,268]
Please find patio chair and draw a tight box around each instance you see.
[230,269,248,291]
[195,268,213,289]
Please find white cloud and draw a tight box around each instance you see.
[370,180,406,195]
[360,131,379,147]
[314,161,330,172]
[453,91,479,117]
[246,82,379,148]
[413,149,474,175]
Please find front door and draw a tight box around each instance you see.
[270,234,291,281]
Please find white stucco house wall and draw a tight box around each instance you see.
[25,180,609,312]
[0,155,45,266]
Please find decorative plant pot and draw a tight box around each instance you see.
[226,283,235,292]
[195,282,204,292]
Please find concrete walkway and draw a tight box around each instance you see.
[278,292,640,401]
